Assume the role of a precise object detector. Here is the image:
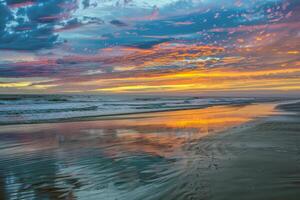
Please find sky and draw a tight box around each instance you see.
[0,0,299,96]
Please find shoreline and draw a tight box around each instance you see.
[0,100,284,126]
[0,100,299,199]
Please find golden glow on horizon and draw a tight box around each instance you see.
[0,82,32,88]
[31,84,58,89]
[0,81,57,90]
[1,41,299,94]
[82,65,300,93]
[287,51,299,55]
[94,84,196,92]
[2,64,300,93]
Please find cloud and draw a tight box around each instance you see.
[110,19,128,27]
[0,0,105,50]
[1,0,300,94]
[0,42,223,78]
[0,0,71,50]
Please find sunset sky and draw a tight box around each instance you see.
[0,0,299,95]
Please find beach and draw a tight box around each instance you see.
[1,0,299,199]
[0,100,299,199]
[181,101,300,200]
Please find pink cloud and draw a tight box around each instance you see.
[8,1,35,9]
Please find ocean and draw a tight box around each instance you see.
[0,95,258,125]
[0,100,284,200]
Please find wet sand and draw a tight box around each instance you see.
[0,101,299,199]
[179,101,300,200]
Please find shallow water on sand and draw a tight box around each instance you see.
[0,103,278,200]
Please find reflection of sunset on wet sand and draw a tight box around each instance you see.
[1,101,300,200]
[0,103,278,158]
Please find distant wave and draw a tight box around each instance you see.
[0,105,98,115]
[0,95,280,125]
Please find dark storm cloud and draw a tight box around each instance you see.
[110,19,128,27]
[0,0,104,50]
[0,3,12,31]
[0,0,76,50]
[82,0,89,9]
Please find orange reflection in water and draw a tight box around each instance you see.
[0,103,278,158]
[92,103,277,157]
